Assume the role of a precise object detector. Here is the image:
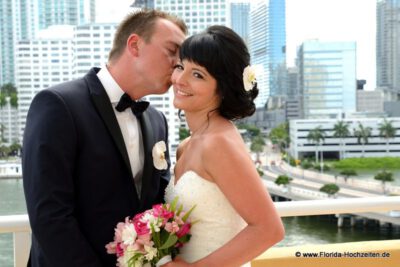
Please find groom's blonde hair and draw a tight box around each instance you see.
[108,9,187,62]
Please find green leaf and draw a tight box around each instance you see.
[170,196,179,212]
[176,204,183,216]
[182,204,196,222]
[159,234,178,250]
[151,224,161,247]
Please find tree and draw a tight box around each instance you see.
[333,120,350,160]
[0,83,18,108]
[269,122,289,150]
[9,142,22,156]
[275,174,293,186]
[0,124,5,142]
[250,135,265,162]
[307,126,326,165]
[320,183,340,198]
[374,170,394,194]
[378,119,396,155]
[339,169,357,183]
[353,122,372,157]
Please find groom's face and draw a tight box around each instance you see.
[135,19,186,95]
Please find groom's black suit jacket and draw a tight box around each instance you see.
[22,68,171,267]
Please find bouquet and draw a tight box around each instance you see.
[106,197,196,267]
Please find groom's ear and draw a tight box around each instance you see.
[126,34,140,57]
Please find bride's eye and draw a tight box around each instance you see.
[193,72,204,79]
[174,63,184,70]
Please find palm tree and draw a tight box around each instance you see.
[353,122,372,157]
[333,121,350,160]
[307,126,326,165]
[378,119,396,155]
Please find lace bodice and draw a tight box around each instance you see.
[164,170,247,264]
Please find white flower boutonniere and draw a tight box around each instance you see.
[152,141,167,170]
[243,65,257,91]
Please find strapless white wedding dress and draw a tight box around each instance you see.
[164,170,248,266]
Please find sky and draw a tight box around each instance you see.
[96,0,377,90]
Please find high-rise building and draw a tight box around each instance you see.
[0,97,19,145]
[230,1,250,44]
[15,24,115,140]
[38,0,95,30]
[376,0,400,100]
[0,0,95,85]
[154,0,228,35]
[131,0,154,8]
[297,40,357,119]
[249,0,286,108]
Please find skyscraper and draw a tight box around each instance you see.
[154,0,228,35]
[230,1,250,44]
[376,0,400,100]
[0,0,95,85]
[37,0,95,30]
[297,40,357,119]
[249,0,286,108]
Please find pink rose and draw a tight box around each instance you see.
[176,223,191,238]
[165,221,180,233]
[152,204,174,222]
[134,218,150,235]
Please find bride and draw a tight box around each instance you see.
[163,25,284,267]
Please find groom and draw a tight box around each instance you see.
[22,10,186,267]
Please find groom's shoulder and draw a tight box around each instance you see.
[146,105,167,122]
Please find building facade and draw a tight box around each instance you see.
[289,117,400,159]
[297,40,357,119]
[376,0,400,101]
[0,98,19,145]
[0,0,95,85]
[154,0,228,35]
[229,1,250,44]
[249,0,286,108]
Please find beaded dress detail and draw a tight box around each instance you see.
[164,170,247,264]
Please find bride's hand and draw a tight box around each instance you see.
[161,256,192,267]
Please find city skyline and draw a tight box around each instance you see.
[96,0,377,90]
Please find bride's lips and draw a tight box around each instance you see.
[175,89,193,97]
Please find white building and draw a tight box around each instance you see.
[289,117,400,159]
[0,97,19,145]
[15,25,76,139]
[154,0,228,35]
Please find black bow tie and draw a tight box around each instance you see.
[115,93,149,117]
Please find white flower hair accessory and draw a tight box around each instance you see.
[243,65,257,92]
[152,141,168,170]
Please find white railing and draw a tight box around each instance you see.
[1,196,400,267]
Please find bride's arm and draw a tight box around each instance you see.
[194,133,284,267]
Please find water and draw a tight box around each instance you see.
[0,178,26,267]
[1,179,399,267]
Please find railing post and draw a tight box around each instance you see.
[14,232,30,267]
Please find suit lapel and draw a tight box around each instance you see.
[85,68,136,187]
[139,111,155,206]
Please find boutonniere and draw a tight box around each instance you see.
[243,65,257,91]
[152,141,167,170]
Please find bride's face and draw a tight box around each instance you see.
[172,59,220,113]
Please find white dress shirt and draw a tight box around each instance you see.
[97,66,144,197]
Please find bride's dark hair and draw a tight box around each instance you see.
[178,25,258,120]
